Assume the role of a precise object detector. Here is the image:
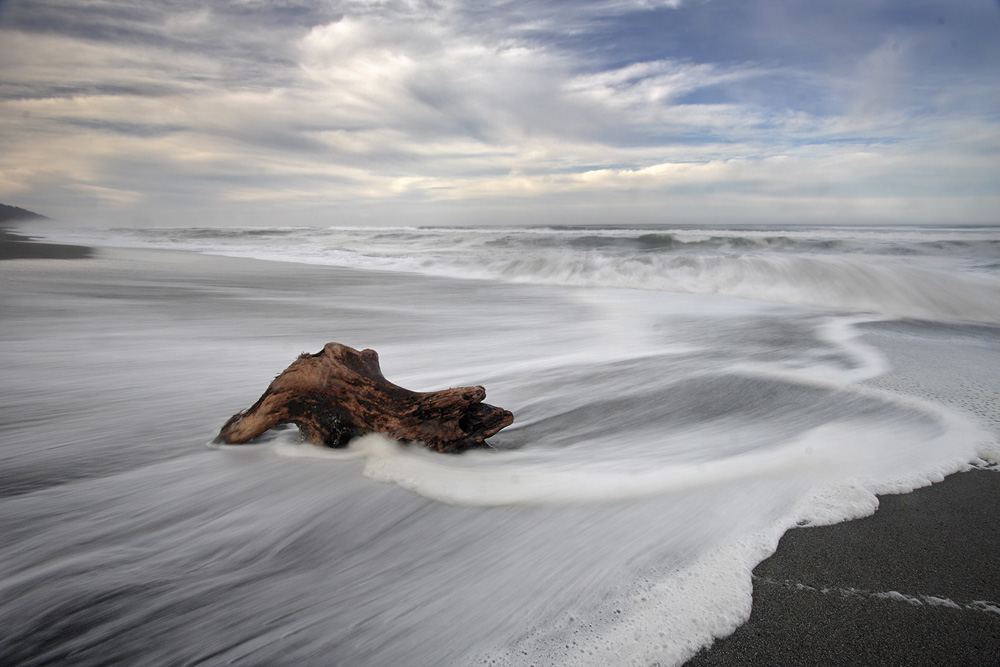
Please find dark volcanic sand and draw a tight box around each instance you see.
[0,227,93,260]
[686,467,1000,666]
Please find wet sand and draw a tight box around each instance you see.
[2,240,997,665]
[688,316,1000,666]
[686,467,1000,666]
[0,226,93,260]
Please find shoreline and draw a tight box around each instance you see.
[4,243,997,665]
[685,466,1000,666]
[0,226,94,260]
[688,316,1000,665]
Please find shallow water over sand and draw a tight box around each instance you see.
[1,245,996,666]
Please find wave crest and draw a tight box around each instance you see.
[481,252,1000,324]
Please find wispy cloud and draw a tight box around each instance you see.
[1,0,997,225]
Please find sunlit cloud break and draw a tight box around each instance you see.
[1,0,998,226]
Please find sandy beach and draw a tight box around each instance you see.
[4,0,998,661]
[1,239,997,666]
[687,468,1000,666]
[0,226,93,261]
[688,315,1000,665]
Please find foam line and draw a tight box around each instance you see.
[755,577,1000,615]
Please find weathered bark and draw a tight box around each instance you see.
[216,343,513,453]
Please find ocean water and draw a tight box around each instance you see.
[46,223,1000,324]
[2,223,998,666]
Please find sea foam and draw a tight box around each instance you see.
[36,223,1000,325]
[11,222,997,666]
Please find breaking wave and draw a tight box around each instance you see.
[477,252,1000,324]
[28,223,1000,324]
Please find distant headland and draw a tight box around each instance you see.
[0,203,49,224]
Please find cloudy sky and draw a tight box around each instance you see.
[1,0,998,227]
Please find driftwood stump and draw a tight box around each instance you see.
[216,343,513,453]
